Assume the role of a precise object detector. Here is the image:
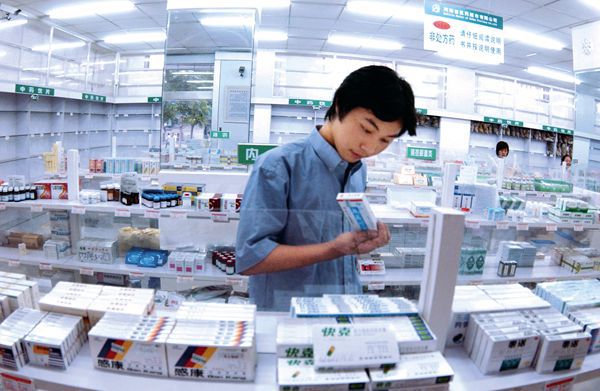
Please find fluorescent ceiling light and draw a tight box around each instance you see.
[256,30,287,41]
[104,31,166,44]
[0,51,5,57]
[437,50,500,65]
[32,41,86,52]
[581,0,600,11]
[172,71,214,75]
[346,1,424,20]
[328,33,403,51]
[48,1,135,19]
[186,80,213,84]
[0,19,27,30]
[168,0,289,10]
[527,66,580,84]
[200,16,254,27]
[504,27,564,50]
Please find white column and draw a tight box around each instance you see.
[418,207,465,350]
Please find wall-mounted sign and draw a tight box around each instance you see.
[147,97,162,103]
[238,143,277,165]
[82,93,106,102]
[407,146,437,161]
[483,116,524,127]
[15,84,54,96]
[424,0,504,64]
[543,125,574,136]
[288,98,332,108]
[210,131,230,139]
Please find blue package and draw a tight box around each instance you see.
[139,253,159,268]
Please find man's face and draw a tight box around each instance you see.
[329,107,402,163]
[498,148,508,158]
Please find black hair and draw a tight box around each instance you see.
[496,141,509,156]
[324,65,417,137]
[561,154,572,162]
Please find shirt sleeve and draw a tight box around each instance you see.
[235,159,289,273]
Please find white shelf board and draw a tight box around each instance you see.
[0,344,276,391]
[446,347,600,391]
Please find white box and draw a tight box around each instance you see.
[369,352,453,390]
[477,331,540,374]
[277,358,369,391]
[534,332,591,373]
[336,193,377,231]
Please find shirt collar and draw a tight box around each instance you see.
[309,127,362,173]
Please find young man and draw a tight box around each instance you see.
[236,65,417,311]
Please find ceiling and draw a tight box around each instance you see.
[5,0,600,89]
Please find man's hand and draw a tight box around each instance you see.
[333,221,390,256]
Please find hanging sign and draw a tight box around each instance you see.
[424,1,504,64]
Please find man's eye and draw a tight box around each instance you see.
[363,127,372,134]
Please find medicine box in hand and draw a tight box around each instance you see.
[336,193,377,231]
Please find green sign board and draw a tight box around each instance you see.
[483,116,524,127]
[82,93,106,102]
[407,146,437,161]
[288,98,332,108]
[210,131,230,139]
[238,143,278,165]
[543,125,574,136]
[148,97,162,103]
[416,108,428,115]
[15,84,54,96]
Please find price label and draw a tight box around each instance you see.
[223,166,233,170]
[545,377,574,391]
[0,373,35,391]
[39,263,53,271]
[144,209,160,219]
[169,211,188,219]
[177,275,194,283]
[420,219,430,228]
[546,223,558,232]
[114,208,131,218]
[312,324,399,369]
[71,205,86,215]
[8,260,20,267]
[574,223,584,232]
[0,203,6,211]
[367,282,385,291]
[84,174,94,179]
[516,223,529,231]
[79,267,94,276]
[30,204,43,213]
[496,221,509,230]
[211,213,229,223]
[129,271,145,279]
[465,220,481,229]
[226,276,244,286]
[468,280,483,286]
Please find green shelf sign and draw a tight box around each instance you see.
[210,131,230,139]
[407,146,437,161]
[238,143,278,165]
[288,98,332,108]
[483,116,523,127]
[15,84,54,96]
[543,125,574,136]
[148,97,162,103]
[82,93,106,102]
[416,108,428,115]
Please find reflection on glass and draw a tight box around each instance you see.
[496,141,509,158]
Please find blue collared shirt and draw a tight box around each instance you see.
[236,128,366,311]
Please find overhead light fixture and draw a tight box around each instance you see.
[527,66,580,84]
[504,27,565,50]
[328,33,403,51]
[346,1,424,20]
[172,71,214,75]
[0,51,5,57]
[581,0,600,11]
[436,51,500,65]
[104,31,166,44]
[200,16,254,27]
[167,0,290,10]
[256,30,288,41]
[32,41,86,52]
[0,19,27,30]
[48,1,135,19]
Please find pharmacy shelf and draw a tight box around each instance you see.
[359,258,600,287]
[0,200,240,221]
[366,181,439,192]
[0,247,246,286]
[497,189,572,198]
[446,347,600,391]
[0,345,276,391]
[79,171,159,181]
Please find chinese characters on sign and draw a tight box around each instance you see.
[407,147,437,161]
[237,143,278,165]
[424,0,504,64]
[15,84,55,96]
